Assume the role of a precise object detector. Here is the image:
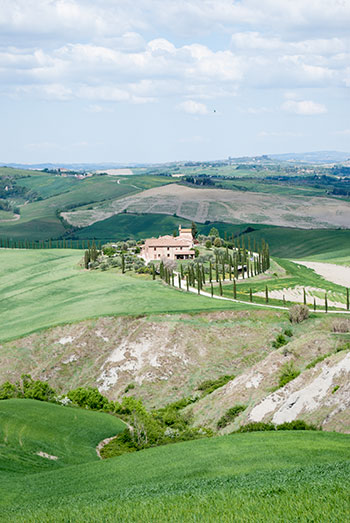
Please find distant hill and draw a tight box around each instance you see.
[269,151,350,164]
[1,150,350,171]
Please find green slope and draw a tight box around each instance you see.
[0,175,173,241]
[0,399,125,475]
[1,411,349,521]
[0,249,244,341]
[68,213,350,259]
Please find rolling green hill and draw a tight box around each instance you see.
[0,249,244,341]
[70,212,350,258]
[0,399,125,475]
[0,401,349,522]
[0,171,173,240]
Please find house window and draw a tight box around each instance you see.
[154,247,156,251]
[167,247,169,250]
[167,254,170,257]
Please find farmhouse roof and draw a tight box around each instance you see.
[144,235,192,247]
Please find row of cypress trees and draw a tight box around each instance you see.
[0,238,102,250]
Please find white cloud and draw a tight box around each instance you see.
[177,100,209,115]
[281,99,327,115]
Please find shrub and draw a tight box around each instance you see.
[217,405,247,429]
[205,240,212,249]
[67,387,112,411]
[197,375,235,396]
[235,420,318,433]
[276,420,318,431]
[124,383,135,393]
[306,353,331,369]
[278,362,300,388]
[332,385,340,394]
[284,328,293,337]
[237,422,275,433]
[289,304,309,323]
[332,320,350,333]
[213,237,222,248]
[272,334,287,349]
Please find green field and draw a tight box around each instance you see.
[0,171,173,240]
[0,249,245,341]
[67,212,350,259]
[0,399,125,475]
[213,258,349,308]
[1,399,350,521]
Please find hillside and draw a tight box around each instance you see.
[1,401,350,521]
[0,399,125,475]
[62,183,350,229]
[0,249,244,341]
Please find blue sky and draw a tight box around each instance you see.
[1,0,350,164]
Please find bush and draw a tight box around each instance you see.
[67,387,112,411]
[235,420,318,433]
[205,240,212,249]
[213,237,222,248]
[276,420,318,431]
[284,328,293,337]
[237,422,275,433]
[332,320,350,333]
[272,334,287,349]
[197,375,235,396]
[278,362,300,388]
[217,405,246,429]
[289,304,309,323]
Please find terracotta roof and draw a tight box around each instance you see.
[144,236,193,247]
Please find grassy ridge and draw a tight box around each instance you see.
[0,399,125,475]
[0,249,243,341]
[1,419,349,521]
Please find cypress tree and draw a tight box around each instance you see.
[201,264,205,284]
[249,288,253,302]
[219,279,223,296]
[222,262,225,281]
[121,253,125,274]
[172,272,175,286]
[233,279,237,299]
[347,288,349,311]
[186,274,189,292]
[229,263,232,281]
[84,250,90,269]
[215,263,219,283]
[314,298,316,311]
[211,282,213,297]
[325,293,328,313]
[180,264,184,279]
[265,285,269,304]
[303,288,306,305]
[209,261,212,283]
[152,264,156,280]
[197,277,200,295]
[178,273,181,289]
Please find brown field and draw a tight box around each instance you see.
[63,183,350,229]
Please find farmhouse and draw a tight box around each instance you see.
[141,225,195,262]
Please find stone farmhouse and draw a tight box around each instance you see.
[141,225,195,262]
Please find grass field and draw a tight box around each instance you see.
[0,249,246,341]
[0,173,173,240]
[213,258,349,308]
[0,399,125,475]
[68,213,350,259]
[1,400,350,521]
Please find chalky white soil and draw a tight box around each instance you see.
[295,261,350,287]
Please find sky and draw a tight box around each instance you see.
[1,0,350,164]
